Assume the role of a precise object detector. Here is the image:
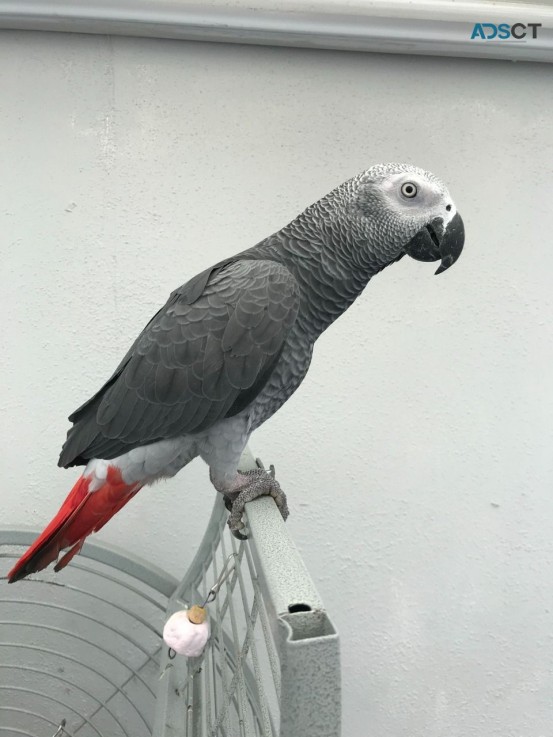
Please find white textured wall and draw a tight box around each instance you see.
[2,30,553,737]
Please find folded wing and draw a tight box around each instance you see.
[59,259,300,467]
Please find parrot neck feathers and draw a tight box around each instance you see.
[241,207,392,341]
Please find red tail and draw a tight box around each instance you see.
[8,466,141,583]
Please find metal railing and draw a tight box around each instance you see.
[154,448,340,737]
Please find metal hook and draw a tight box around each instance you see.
[51,720,67,737]
[160,663,174,679]
[159,648,176,679]
[201,554,237,607]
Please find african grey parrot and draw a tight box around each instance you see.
[8,163,464,583]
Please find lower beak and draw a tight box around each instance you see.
[405,212,465,275]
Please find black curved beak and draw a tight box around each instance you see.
[405,212,465,275]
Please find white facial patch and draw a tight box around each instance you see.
[376,170,458,231]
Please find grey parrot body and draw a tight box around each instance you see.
[8,163,464,582]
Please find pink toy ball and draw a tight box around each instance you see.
[163,605,210,658]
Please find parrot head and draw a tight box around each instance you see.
[352,163,465,275]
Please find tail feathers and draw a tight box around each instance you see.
[7,467,141,583]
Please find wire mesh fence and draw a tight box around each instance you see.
[158,504,283,736]
[156,453,340,737]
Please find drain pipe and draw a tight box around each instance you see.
[0,0,551,62]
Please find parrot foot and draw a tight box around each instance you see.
[225,466,289,540]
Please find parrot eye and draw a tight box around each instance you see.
[401,182,418,199]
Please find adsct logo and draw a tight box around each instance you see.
[470,23,542,41]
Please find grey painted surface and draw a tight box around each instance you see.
[1,30,553,736]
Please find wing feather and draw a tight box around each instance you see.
[59,259,300,467]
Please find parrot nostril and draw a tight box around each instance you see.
[446,204,452,212]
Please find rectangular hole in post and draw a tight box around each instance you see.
[281,611,336,642]
[287,604,311,614]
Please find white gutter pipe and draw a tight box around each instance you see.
[0,1,551,62]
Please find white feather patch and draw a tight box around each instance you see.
[84,459,109,492]
[84,438,198,488]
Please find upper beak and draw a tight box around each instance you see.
[405,212,465,275]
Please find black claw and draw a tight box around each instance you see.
[255,458,276,478]
[228,522,248,541]
[221,490,241,512]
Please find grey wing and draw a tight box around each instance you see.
[59,259,300,467]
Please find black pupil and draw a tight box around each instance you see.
[405,185,413,194]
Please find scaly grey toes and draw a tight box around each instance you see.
[227,470,289,540]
